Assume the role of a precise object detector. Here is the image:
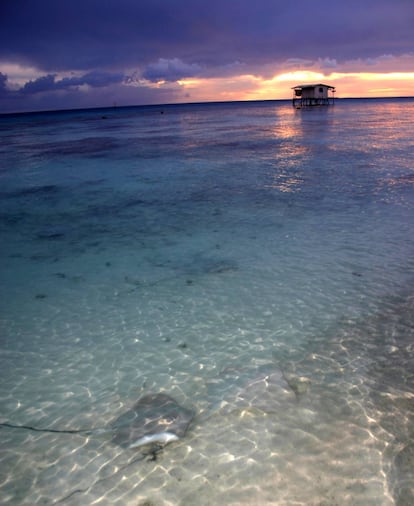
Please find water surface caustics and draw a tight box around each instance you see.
[0,98,414,505]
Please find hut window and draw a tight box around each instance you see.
[319,87,323,93]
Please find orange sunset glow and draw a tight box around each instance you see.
[174,70,414,103]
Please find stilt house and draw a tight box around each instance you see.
[292,83,335,107]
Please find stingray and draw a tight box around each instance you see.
[110,393,194,448]
[0,393,194,450]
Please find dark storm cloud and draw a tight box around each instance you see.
[0,73,8,95]
[0,69,128,112]
[1,0,413,73]
[141,58,202,82]
[20,71,125,94]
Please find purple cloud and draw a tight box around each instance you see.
[60,71,125,88]
[20,71,125,95]
[20,74,56,94]
[142,58,202,82]
[1,0,413,72]
[0,72,8,95]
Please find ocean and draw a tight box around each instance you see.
[0,98,413,505]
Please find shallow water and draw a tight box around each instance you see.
[1,98,414,505]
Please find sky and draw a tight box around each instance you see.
[0,0,413,113]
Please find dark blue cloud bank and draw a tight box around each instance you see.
[0,0,413,112]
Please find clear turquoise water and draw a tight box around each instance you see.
[1,99,414,505]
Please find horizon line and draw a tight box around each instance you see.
[1,95,414,117]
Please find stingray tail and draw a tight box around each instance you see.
[0,422,107,436]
